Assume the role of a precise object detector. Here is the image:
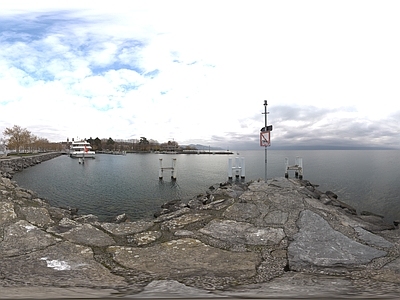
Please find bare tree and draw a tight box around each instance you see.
[3,125,31,154]
[31,135,50,152]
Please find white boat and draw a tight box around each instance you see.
[69,140,95,158]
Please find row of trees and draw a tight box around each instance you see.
[2,125,62,154]
[85,136,189,152]
[1,125,197,154]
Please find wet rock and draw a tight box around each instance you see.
[47,206,72,221]
[361,210,385,218]
[154,207,191,223]
[325,197,357,215]
[161,213,210,230]
[301,187,322,199]
[75,214,99,224]
[187,197,203,209]
[200,198,235,211]
[113,213,127,223]
[357,215,395,231]
[161,199,181,209]
[15,189,33,200]
[325,190,338,199]
[155,199,188,217]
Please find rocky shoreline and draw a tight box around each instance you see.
[0,152,62,176]
[1,154,400,298]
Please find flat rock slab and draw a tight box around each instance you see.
[288,210,387,270]
[130,280,218,298]
[60,223,115,247]
[0,241,127,288]
[221,271,400,298]
[20,206,53,227]
[0,220,57,257]
[223,202,266,224]
[0,286,120,299]
[161,213,210,230]
[0,201,17,225]
[132,230,162,245]
[354,226,394,248]
[371,257,400,284]
[108,238,260,280]
[101,220,154,235]
[200,219,285,246]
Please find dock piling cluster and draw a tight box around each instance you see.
[159,158,177,180]
[228,157,245,180]
[285,157,303,179]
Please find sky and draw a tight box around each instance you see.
[1,0,399,150]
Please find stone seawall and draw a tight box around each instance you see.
[0,152,62,175]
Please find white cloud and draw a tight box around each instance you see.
[0,0,400,149]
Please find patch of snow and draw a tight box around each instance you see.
[24,225,36,232]
[40,258,71,270]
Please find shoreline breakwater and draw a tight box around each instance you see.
[1,154,400,298]
[0,152,62,176]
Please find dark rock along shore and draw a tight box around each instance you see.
[0,153,400,298]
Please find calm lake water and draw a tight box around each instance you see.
[12,150,400,223]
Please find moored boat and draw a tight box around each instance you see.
[69,140,95,158]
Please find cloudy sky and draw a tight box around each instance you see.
[1,0,399,150]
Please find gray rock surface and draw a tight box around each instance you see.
[288,210,387,271]
[1,158,399,298]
